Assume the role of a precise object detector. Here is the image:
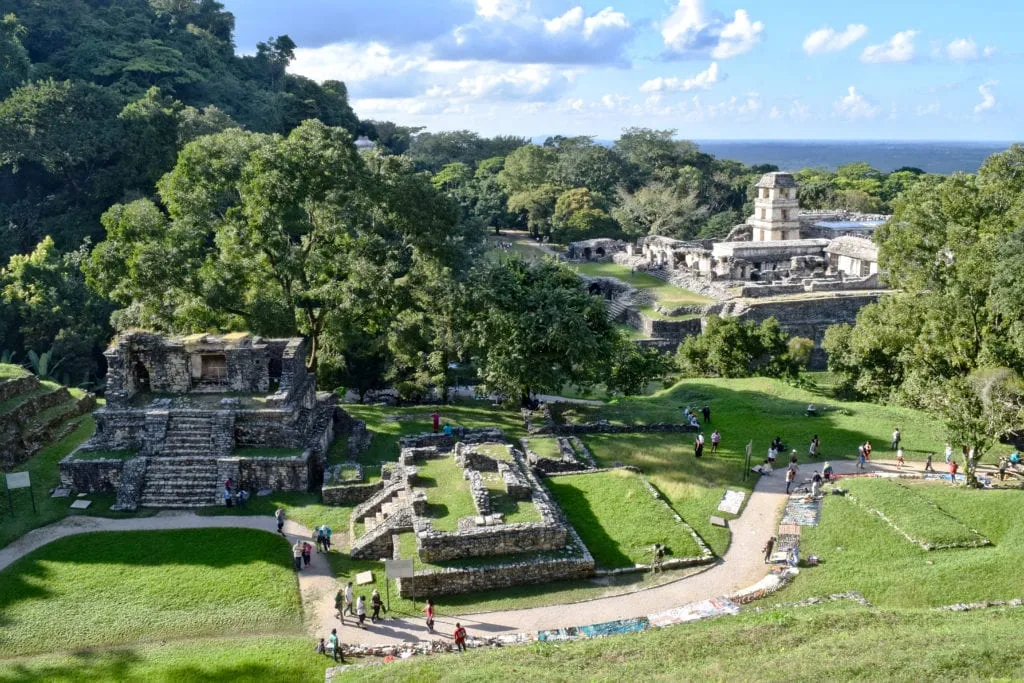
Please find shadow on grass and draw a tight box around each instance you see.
[543,483,633,570]
[0,528,293,622]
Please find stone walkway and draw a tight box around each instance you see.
[0,457,981,648]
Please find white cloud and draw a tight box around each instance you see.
[639,62,720,93]
[661,0,764,59]
[441,5,634,64]
[802,24,868,55]
[475,0,525,20]
[974,81,996,113]
[426,64,573,102]
[944,38,995,62]
[861,30,917,63]
[769,106,782,120]
[916,101,941,116]
[290,42,429,97]
[834,86,880,119]
[601,93,631,110]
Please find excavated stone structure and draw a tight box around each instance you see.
[348,429,594,597]
[60,332,335,509]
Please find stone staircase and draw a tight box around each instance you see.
[140,457,221,508]
[360,490,409,533]
[162,414,214,456]
[605,298,629,321]
[350,490,415,560]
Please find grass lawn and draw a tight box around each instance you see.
[546,470,703,568]
[472,443,514,461]
[0,364,30,381]
[342,400,527,469]
[778,483,1024,608]
[571,261,712,306]
[417,457,477,531]
[525,437,562,459]
[0,415,159,550]
[841,478,987,548]
[195,492,351,537]
[0,529,302,658]
[334,604,1024,682]
[0,636,327,682]
[482,474,540,524]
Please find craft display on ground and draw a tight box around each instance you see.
[717,489,746,515]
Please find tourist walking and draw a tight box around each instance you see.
[292,540,304,571]
[857,444,866,470]
[432,410,441,433]
[896,446,905,469]
[424,599,435,633]
[694,433,705,458]
[785,463,797,494]
[809,434,820,458]
[237,488,248,509]
[701,405,711,424]
[275,507,286,535]
[924,453,935,473]
[944,443,953,465]
[323,525,332,551]
[356,596,366,628]
[864,441,873,461]
[998,456,1008,481]
[343,581,355,617]
[949,459,959,485]
[334,588,345,625]
[454,623,468,652]
[811,472,822,497]
[302,541,312,568]
[328,628,344,662]
[315,526,325,553]
[223,486,232,507]
[371,588,383,622]
[891,427,901,451]
[710,430,721,454]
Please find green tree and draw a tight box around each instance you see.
[612,183,706,239]
[2,236,113,381]
[507,184,560,238]
[498,145,557,195]
[606,342,675,396]
[551,188,616,244]
[678,316,798,379]
[469,257,620,405]
[0,14,30,98]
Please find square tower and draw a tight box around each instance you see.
[749,172,801,241]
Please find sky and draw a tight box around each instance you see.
[222,0,1022,141]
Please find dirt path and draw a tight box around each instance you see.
[0,457,970,647]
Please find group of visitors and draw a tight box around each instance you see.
[315,524,333,552]
[682,405,711,428]
[693,429,722,458]
[292,539,313,570]
[222,478,249,508]
[856,441,874,469]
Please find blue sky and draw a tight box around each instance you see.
[223,0,1021,140]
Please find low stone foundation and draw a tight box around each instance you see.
[322,480,384,506]
[395,553,595,598]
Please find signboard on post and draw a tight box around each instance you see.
[743,441,753,481]
[385,559,415,612]
[6,472,30,489]
[385,559,414,578]
[5,471,35,514]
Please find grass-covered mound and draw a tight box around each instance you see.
[547,470,704,569]
[333,604,1024,682]
[0,529,302,658]
[842,478,988,549]
[780,484,1023,608]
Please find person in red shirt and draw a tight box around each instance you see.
[453,622,468,652]
[949,459,959,485]
[431,411,440,433]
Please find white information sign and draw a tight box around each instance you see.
[385,559,415,578]
[6,472,30,489]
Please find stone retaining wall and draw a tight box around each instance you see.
[0,375,37,403]
[395,553,594,598]
[415,520,567,563]
[236,451,314,492]
[322,480,384,506]
[59,456,124,491]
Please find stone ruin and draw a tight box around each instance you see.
[59,331,336,509]
[347,428,595,597]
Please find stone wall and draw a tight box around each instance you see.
[395,554,595,598]
[415,520,568,563]
[236,450,314,492]
[465,469,491,515]
[322,480,384,506]
[59,456,124,491]
[624,309,702,342]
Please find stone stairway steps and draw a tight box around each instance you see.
[605,299,628,321]
[140,457,221,508]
